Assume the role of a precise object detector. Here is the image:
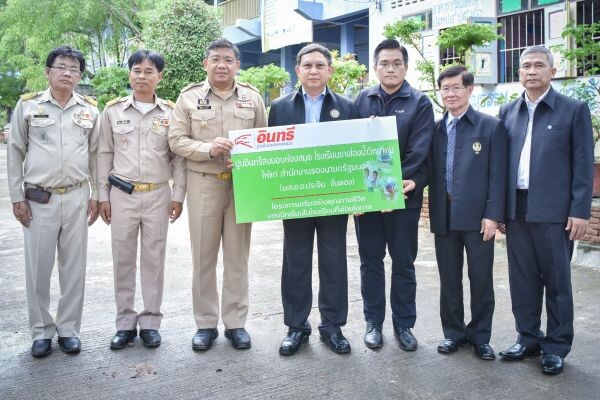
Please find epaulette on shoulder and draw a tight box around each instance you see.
[238,81,260,94]
[180,82,202,93]
[83,95,98,107]
[20,91,42,101]
[158,98,176,109]
[105,96,128,108]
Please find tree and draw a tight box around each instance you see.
[0,0,156,91]
[238,63,290,105]
[561,22,600,149]
[142,0,222,101]
[383,20,501,109]
[329,51,367,98]
[90,66,130,110]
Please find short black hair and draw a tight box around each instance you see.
[205,38,240,61]
[296,43,332,66]
[437,65,474,88]
[46,46,85,72]
[373,39,408,65]
[128,49,165,72]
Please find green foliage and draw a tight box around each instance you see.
[438,23,502,65]
[90,66,130,110]
[561,22,600,76]
[0,0,156,93]
[561,22,600,145]
[0,63,25,108]
[383,21,502,111]
[142,0,222,101]
[238,64,290,94]
[329,51,367,97]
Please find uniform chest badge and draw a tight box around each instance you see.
[200,120,208,128]
[472,141,482,154]
[330,109,340,119]
[547,125,552,130]
[236,96,254,108]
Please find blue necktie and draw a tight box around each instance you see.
[446,118,458,195]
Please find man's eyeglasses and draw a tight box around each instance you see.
[50,65,81,75]
[440,86,467,95]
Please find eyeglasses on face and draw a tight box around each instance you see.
[50,65,81,75]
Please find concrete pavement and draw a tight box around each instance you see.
[0,143,599,400]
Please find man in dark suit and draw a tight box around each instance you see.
[498,45,594,375]
[268,43,358,356]
[353,39,434,350]
[428,66,507,360]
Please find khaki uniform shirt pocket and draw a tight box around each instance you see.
[73,116,93,144]
[233,107,256,130]
[152,126,169,150]
[29,118,56,144]
[113,126,134,150]
[190,109,217,140]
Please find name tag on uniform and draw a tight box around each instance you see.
[197,105,211,110]
[117,120,130,125]
[236,99,254,108]
[33,114,49,118]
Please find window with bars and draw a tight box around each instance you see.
[498,9,545,83]
[440,46,460,66]
[389,0,425,10]
[574,0,600,76]
[498,0,563,15]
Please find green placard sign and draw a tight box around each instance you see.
[229,116,404,223]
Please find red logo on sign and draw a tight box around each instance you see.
[234,134,253,148]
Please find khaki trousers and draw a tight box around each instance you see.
[24,184,90,340]
[187,171,251,329]
[110,185,171,330]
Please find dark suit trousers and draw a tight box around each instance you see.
[506,191,574,357]
[281,214,348,335]
[434,229,495,345]
[354,208,420,328]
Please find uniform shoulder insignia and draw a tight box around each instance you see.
[83,95,98,107]
[167,100,176,109]
[180,82,201,93]
[238,81,260,94]
[20,91,42,101]
[105,96,127,108]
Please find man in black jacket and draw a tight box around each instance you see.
[428,66,507,360]
[498,45,594,375]
[353,39,434,351]
[268,43,358,356]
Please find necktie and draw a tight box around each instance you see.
[446,118,458,195]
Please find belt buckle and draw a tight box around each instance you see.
[217,172,232,180]
[137,183,151,192]
[55,187,68,194]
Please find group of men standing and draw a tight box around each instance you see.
[7,37,593,378]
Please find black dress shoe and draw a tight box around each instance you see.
[140,329,161,348]
[394,327,418,351]
[474,343,496,360]
[437,338,468,354]
[31,339,52,357]
[58,337,81,354]
[225,328,251,349]
[110,330,137,350]
[499,343,541,361]
[192,328,218,351]
[279,331,310,356]
[320,331,351,354]
[364,322,383,349]
[541,354,564,375]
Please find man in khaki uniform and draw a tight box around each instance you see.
[169,38,267,351]
[97,50,186,350]
[7,46,100,357]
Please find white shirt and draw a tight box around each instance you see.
[516,87,551,189]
